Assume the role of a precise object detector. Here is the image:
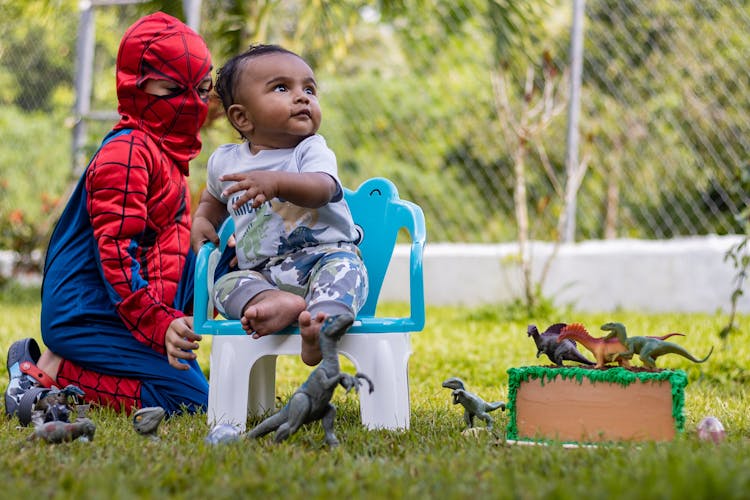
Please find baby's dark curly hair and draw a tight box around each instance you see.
[214,44,301,112]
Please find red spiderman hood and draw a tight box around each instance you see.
[115,12,212,174]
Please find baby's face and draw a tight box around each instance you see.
[231,52,322,150]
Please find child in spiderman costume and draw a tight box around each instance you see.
[4,12,213,425]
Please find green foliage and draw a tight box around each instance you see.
[0,0,748,260]
[0,294,748,497]
[581,0,750,238]
[463,291,569,324]
[720,206,750,339]
[0,0,78,112]
[0,282,41,305]
[0,107,72,268]
[195,0,563,243]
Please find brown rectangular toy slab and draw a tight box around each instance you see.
[506,366,687,443]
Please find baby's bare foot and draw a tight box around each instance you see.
[242,290,306,337]
[298,310,326,366]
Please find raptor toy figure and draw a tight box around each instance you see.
[247,314,374,447]
[133,406,166,440]
[442,377,505,431]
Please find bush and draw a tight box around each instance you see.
[0,106,71,271]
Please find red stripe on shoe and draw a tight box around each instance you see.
[19,361,58,388]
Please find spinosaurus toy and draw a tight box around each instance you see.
[601,322,713,369]
[557,323,632,369]
[247,314,374,447]
[527,323,595,366]
[441,377,505,431]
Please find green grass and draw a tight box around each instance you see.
[1,286,750,499]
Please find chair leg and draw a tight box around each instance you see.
[208,333,412,432]
[208,334,303,432]
[339,333,412,430]
[207,336,253,431]
[248,355,278,417]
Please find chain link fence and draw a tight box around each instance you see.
[576,0,750,240]
[1,0,748,254]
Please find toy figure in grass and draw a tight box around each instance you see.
[29,420,96,444]
[32,385,86,424]
[247,314,373,447]
[26,386,96,444]
[442,377,505,432]
[133,406,166,440]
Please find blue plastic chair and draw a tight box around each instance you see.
[194,177,426,430]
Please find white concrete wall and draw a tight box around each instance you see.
[380,235,750,313]
[0,250,13,279]
[3,235,748,313]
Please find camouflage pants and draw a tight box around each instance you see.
[213,243,368,321]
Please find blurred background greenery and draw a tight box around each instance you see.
[1,0,749,265]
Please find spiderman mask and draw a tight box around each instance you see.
[115,12,212,170]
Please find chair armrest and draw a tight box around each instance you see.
[349,316,423,333]
[193,241,217,332]
[392,199,426,332]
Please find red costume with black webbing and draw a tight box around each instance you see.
[40,12,211,413]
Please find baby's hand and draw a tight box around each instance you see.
[221,171,280,209]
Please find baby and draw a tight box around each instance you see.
[192,44,368,365]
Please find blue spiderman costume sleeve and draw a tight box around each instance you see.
[43,129,191,355]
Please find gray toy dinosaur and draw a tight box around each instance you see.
[133,406,166,440]
[527,323,596,366]
[442,377,505,431]
[247,314,374,447]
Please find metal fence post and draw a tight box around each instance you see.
[72,1,95,175]
[183,0,201,31]
[562,0,585,243]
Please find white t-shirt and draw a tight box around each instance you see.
[206,134,358,269]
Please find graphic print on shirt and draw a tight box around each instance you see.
[235,197,325,261]
[274,202,324,254]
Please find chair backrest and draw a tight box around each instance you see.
[343,177,403,316]
[196,176,425,334]
[213,177,412,317]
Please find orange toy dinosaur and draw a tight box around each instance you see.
[557,323,632,368]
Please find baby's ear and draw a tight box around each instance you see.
[226,104,253,135]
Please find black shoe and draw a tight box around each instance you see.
[5,338,49,426]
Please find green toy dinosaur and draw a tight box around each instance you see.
[442,377,505,431]
[600,322,713,369]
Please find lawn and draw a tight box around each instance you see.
[1,283,749,499]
